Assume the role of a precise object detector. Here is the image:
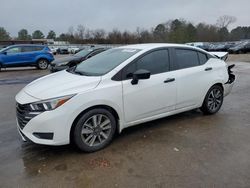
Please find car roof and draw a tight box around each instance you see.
[118,43,202,50]
[7,44,46,48]
[118,43,212,55]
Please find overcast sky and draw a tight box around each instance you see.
[1,0,250,37]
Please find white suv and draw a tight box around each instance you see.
[16,44,235,152]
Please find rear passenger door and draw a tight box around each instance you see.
[22,46,43,64]
[21,46,36,63]
[173,48,212,109]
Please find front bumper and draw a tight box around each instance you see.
[16,92,74,146]
[16,107,72,146]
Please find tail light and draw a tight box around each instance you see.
[226,64,235,84]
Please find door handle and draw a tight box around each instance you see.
[164,78,175,83]
[205,67,213,71]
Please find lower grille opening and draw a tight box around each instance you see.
[33,132,54,140]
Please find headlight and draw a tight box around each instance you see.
[29,94,75,112]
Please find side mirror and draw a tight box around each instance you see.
[131,69,151,85]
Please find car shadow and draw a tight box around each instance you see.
[19,109,204,172]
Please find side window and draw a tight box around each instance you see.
[6,47,21,54]
[198,52,208,65]
[90,50,103,57]
[175,49,199,69]
[35,46,44,51]
[22,46,34,52]
[124,49,170,79]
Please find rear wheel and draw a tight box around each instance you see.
[200,85,224,115]
[37,59,49,70]
[73,108,117,152]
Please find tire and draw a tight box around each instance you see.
[0,63,2,72]
[200,85,224,115]
[73,108,117,152]
[37,59,49,70]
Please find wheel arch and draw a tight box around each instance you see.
[201,82,224,105]
[36,57,49,63]
[70,104,120,143]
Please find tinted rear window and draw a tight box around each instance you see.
[198,52,208,65]
[176,49,199,69]
[22,46,44,52]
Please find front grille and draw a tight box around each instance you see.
[16,103,41,129]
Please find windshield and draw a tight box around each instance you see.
[74,48,93,57]
[0,46,9,52]
[73,48,140,76]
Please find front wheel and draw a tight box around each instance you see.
[200,85,224,115]
[73,108,117,152]
[37,59,49,70]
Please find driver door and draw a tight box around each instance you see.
[2,46,23,66]
[122,49,177,124]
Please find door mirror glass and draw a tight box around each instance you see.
[131,69,151,85]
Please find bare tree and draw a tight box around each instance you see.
[84,28,92,40]
[76,25,85,40]
[68,26,74,36]
[216,15,237,28]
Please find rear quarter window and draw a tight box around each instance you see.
[198,52,208,65]
[175,49,200,69]
[34,46,44,51]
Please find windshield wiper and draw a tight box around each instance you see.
[74,70,86,75]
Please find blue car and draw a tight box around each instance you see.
[0,44,54,71]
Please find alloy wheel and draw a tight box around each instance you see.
[80,114,112,147]
[207,88,223,112]
[38,60,48,69]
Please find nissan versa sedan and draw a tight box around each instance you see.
[16,44,235,152]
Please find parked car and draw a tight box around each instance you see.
[68,46,80,54]
[49,47,108,72]
[228,41,250,54]
[16,44,235,152]
[49,46,58,55]
[57,46,69,54]
[0,44,54,71]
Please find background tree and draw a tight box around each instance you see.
[0,27,11,40]
[17,29,31,40]
[153,24,167,42]
[230,26,250,40]
[217,15,237,29]
[47,30,56,39]
[92,29,106,43]
[32,30,45,39]
[76,25,85,40]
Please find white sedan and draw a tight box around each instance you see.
[16,44,235,152]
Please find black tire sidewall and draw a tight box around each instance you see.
[202,85,224,115]
[73,108,117,152]
[37,59,49,70]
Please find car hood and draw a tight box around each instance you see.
[51,56,81,65]
[22,70,101,100]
